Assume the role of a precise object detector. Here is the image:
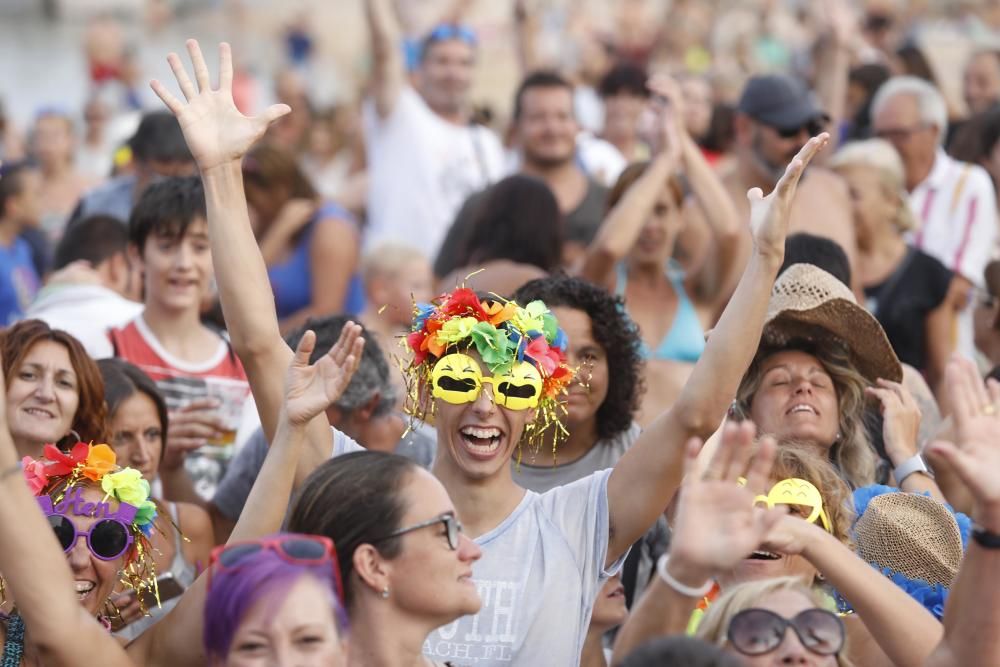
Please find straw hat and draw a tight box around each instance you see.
[762,263,903,383]
[854,491,963,588]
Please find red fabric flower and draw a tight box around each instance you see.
[42,442,89,477]
[544,363,574,397]
[439,288,488,321]
[408,330,429,366]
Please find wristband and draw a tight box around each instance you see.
[972,524,1000,549]
[656,554,714,598]
[893,454,933,486]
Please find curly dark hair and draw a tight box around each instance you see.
[513,275,643,440]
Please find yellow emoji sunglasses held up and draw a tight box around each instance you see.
[431,353,543,411]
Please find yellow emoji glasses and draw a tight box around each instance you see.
[431,353,543,411]
[755,478,833,533]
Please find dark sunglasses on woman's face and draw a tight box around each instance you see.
[48,514,133,561]
[727,607,845,657]
[373,513,464,551]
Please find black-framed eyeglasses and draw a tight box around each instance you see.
[727,608,845,657]
[372,513,463,551]
[775,120,825,139]
[873,123,931,142]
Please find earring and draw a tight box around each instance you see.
[381,587,390,599]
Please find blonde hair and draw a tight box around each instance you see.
[361,242,428,286]
[829,138,916,232]
[771,443,856,548]
[734,340,878,488]
[696,576,853,667]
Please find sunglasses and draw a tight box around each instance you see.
[775,121,824,139]
[373,513,464,551]
[47,514,133,561]
[425,24,477,47]
[209,535,344,601]
[728,608,845,657]
[431,353,542,411]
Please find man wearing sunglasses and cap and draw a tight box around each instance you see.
[714,74,857,298]
[362,0,505,261]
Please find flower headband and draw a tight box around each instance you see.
[21,442,157,535]
[15,442,162,614]
[404,288,575,452]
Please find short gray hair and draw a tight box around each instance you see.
[871,75,948,144]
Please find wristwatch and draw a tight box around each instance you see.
[972,524,1000,549]
[893,454,933,486]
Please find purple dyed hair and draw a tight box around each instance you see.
[203,547,348,660]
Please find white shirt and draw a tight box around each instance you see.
[332,433,626,667]
[908,148,999,357]
[23,284,143,358]
[909,148,997,287]
[363,87,505,259]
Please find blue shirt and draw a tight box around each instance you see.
[0,237,40,324]
[267,202,365,319]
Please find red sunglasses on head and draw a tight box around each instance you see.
[209,534,343,602]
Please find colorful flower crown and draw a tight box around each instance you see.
[16,442,162,615]
[404,288,575,451]
[22,442,157,536]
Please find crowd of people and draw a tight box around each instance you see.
[2,0,1000,665]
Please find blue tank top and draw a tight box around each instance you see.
[268,202,365,318]
[615,261,705,362]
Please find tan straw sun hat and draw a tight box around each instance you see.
[854,491,963,588]
[762,263,903,383]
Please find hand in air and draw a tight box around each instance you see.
[748,133,830,258]
[283,325,365,426]
[669,421,785,578]
[927,357,1000,531]
[150,40,291,171]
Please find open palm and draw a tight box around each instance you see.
[670,422,784,573]
[748,133,829,257]
[284,325,365,426]
[929,358,1000,527]
[150,40,290,171]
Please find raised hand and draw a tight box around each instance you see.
[150,40,290,171]
[748,133,829,257]
[927,357,1000,531]
[866,379,922,466]
[668,421,785,580]
[283,325,365,426]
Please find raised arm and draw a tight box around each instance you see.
[604,134,831,564]
[150,40,345,481]
[813,0,854,152]
[611,423,783,664]
[578,104,683,288]
[133,324,361,667]
[366,0,406,119]
[762,514,942,667]
[924,358,1000,667]
[647,75,741,310]
[0,377,133,667]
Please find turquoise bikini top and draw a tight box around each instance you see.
[615,261,705,363]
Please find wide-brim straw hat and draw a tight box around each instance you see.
[762,263,903,383]
[854,491,963,587]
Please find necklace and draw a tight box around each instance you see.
[1,613,24,667]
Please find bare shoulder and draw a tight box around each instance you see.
[800,166,849,198]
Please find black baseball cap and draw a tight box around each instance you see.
[738,74,829,132]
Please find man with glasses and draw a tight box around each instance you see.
[714,74,856,297]
[363,0,504,260]
[871,76,998,358]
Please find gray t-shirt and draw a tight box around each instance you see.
[211,424,432,521]
[511,423,641,493]
[330,434,625,666]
